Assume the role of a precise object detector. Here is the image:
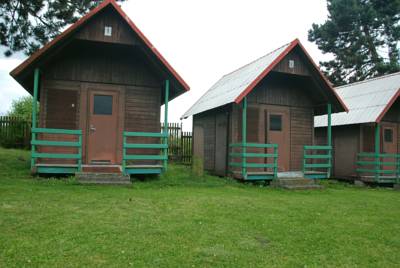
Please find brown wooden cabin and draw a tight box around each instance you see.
[10,0,189,176]
[314,72,400,184]
[182,39,347,181]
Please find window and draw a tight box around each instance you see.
[269,114,282,131]
[104,26,112,36]
[289,59,295,69]
[384,128,393,143]
[93,95,113,115]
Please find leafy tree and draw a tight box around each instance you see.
[308,0,400,86]
[7,96,38,120]
[0,0,126,57]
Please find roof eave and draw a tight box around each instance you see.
[375,88,400,123]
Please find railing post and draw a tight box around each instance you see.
[375,123,380,181]
[327,103,332,178]
[122,134,126,175]
[274,145,278,179]
[78,133,82,172]
[31,68,40,171]
[242,97,247,178]
[163,80,169,171]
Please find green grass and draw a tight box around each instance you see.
[0,148,400,267]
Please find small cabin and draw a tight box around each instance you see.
[10,0,189,176]
[183,39,347,181]
[315,72,400,184]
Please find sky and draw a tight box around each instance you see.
[0,0,331,131]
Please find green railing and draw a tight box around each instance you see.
[356,152,400,183]
[31,128,82,174]
[229,143,278,180]
[122,131,168,175]
[303,145,332,179]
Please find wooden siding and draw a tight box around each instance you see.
[193,112,216,171]
[44,41,161,88]
[75,6,138,46]
[273,49,310,76]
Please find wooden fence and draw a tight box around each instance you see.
[0,116,31,148]
[161,122,192,164]
[0,116,193,164]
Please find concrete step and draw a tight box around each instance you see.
[75,172,131,185]
[281,184,324,190]
[270,177,323,190]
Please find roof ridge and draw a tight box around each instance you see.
[221,40,293,78]
[336,71,400,90]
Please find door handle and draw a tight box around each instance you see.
[90,125,96,132]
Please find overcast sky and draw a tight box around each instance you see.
[0,0,330,131]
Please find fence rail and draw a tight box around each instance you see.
[0,117,192,164]
[356,152,400,183]
[303,145,332,179]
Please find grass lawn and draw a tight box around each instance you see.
[0,148,400,267]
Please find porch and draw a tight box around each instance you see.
[30,68,171,177]
[228,96,333,181]
[356,123,400,184]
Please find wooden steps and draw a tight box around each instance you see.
[75,172,131,185]
[270,177,323,190]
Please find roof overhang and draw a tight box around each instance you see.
[10,0,189,98]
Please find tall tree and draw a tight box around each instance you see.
[308,0,400,86]
[0,0,126,57]
[7,96,38,120]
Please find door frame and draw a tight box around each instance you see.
[82,83,125,165]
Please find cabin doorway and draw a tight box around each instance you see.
[265,106,290,171]
[381,122,398,171]
[87,90,119,164]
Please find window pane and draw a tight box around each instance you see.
[270,114,282,131]
[384,129,393,143]
[94,95,112,115]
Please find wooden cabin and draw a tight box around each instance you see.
[182,39,347,181]
[315,72,400,184]
[10,0,189,176]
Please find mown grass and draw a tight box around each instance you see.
[0,148,399,267]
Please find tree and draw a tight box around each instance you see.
[7,96,38,120]
[0,0,126,57]
[308,0,400,86]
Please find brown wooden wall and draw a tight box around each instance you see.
[37,7,164,165]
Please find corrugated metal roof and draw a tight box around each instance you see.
[315,72,400,127]
[182,41,293,118]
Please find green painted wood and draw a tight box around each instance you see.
[124,131,167,137]
[123,155,167,160]
[304,163,331,168]
[31,140,81,147]
[375,124,381,180]
[327,103,332,178]
[229,143,278,148]
[36,166,77,174]
[356,168,398,174]
[124,143,168,149]
[164,80,169,171]
[245,175,275,181]
[125,168,162,175]
[229,153,278,158]
[122,135,127,175]
[78,134,82,172]
[242,97,247,176]
[32,152,81,159]
[228,162,277,168]
[358,152,400,158]
[304,154,331,159]
[32,128,82,135]
[305,174,328,179]
[31,68,40,170]
[304,145,332,150]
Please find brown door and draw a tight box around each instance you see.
[265,107,290,171]
[381,123,398,171]
[215,113,228,176]
[87,90,119,164]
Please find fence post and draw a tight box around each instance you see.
[327,103,332,178]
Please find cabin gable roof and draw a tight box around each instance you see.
[10,0,189,96]
[182,39,347,119]
[315,72,400,127]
